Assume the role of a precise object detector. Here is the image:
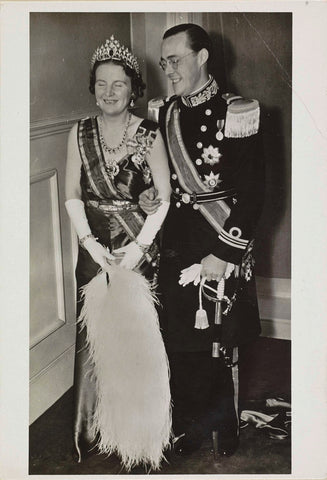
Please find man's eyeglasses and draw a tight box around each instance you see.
[159,52,196,71]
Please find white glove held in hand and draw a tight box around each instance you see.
[113,241,143,270]
[65,198,114,268]
[179,264,202,287]
[179,262,235,286]
[136,200,170,245]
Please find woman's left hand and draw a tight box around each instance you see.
[113,241,144,270]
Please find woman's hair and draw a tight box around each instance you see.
[89,59,146,100]
[163,23,213,59]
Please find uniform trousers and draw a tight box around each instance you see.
[168,350,238,442]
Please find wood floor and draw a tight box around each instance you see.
[29,336,291,475]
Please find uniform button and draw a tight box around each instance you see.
[197,142,203,149]
[200,125,207,132]
[196,158,202,166]
[175,187,180,193]
[181,193,191,204]
[172,173,177,180]
[229,227,242,238]
[176,202,181,208]
[205,109,212,116]
[193,203,200,210]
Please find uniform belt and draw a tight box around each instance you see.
[86,199,140,212]
[172,188,236,205]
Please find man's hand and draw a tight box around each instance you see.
[201,254,227,282]
[139,187,162,215]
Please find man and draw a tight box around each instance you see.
[140,23,265,457]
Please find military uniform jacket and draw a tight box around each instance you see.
[156,76,265,352]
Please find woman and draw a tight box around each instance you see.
[65,36,172,470]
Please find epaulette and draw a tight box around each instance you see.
[222,93,260,138]
[148,96,175,123]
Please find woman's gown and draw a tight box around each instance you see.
[73,116,160,459]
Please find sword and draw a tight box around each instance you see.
[201,277,240,459]
[211,278,225,358]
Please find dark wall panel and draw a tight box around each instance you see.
[205,12,292,279]
[30,13,131,122]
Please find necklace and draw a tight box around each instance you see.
[98,113,132,178]
[98,112,132,155]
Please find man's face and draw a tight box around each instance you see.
[160,32,203,97]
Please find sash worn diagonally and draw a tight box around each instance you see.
[166,101,231,236]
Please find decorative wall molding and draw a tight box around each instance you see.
[256,276,291,299]
[256,276,291,340]
[30,110,98,140]
[260,316,291,341]
[29,345,75,425]
[30,169,66,349]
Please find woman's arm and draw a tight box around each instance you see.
[145,129,172,203]
[114,128,171,269]
[64,123,113,267]
[138,131,172,214]
[65,123,82,201]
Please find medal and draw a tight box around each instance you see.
[201,145,222,165]
[203,171,222,190]
[216,119,225,141]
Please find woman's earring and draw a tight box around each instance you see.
[96,100,99,107]
[130,98,135,108]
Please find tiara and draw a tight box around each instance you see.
[91,35,140,75]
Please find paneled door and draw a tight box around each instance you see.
[30,121,77,424]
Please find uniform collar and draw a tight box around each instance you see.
[181,75,219,108]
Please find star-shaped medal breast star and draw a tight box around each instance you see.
[203,171,223,190]
[201,145,222,166]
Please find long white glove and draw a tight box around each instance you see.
[136,200,170,245]
[65,199,114,268]
[113,200,170,269]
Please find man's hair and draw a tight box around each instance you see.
[163,23,213,59]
